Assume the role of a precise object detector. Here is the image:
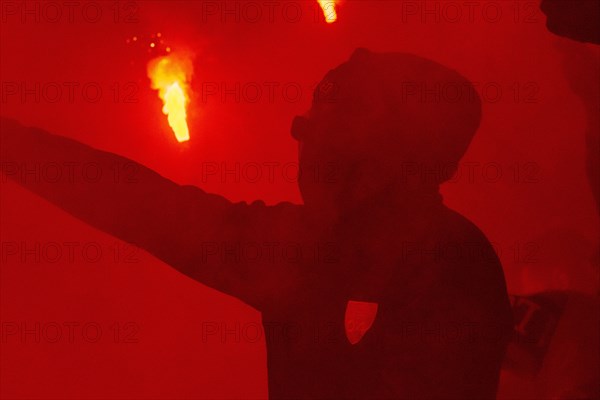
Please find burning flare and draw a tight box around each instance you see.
[147,53,193,142]
[318,0,338,23]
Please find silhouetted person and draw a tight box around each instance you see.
[1,49,512,399]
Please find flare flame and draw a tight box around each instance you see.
[147,53,193,142]
[318,0,338,23]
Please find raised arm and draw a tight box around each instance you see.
[0,117,302,309]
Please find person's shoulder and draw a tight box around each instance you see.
[432,206,507,294]
[438,206,497,252]
[437,207,512,316]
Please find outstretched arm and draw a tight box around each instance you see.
[0,117,301,309]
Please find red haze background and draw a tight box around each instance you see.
[1,1,598,398]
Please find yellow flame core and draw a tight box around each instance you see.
[318,0,337,23]
[148,54,193,142]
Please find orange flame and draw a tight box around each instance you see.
[147,53,193,142]
[318,0,338,23]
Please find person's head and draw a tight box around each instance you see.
[291,49,482,217]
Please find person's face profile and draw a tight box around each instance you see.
[290,106,344,213]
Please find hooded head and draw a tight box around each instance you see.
[291,49,482,218]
